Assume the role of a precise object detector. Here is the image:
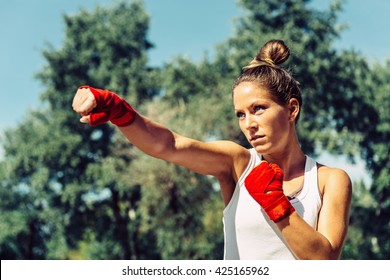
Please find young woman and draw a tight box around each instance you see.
[72,39,352,260]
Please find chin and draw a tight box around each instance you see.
[252,144,270,155]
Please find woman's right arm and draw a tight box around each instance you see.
[72,86,249,179]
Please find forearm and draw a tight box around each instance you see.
[118,113,178,160]
[277,212,340,260]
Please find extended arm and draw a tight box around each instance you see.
[72,85,248,178]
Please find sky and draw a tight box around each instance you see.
[1,0,389,183]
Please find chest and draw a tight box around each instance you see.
[283,176,305,198]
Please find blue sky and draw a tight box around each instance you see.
[1,0,389,183]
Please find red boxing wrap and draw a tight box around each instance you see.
[245,162,295,222]
[79,85,136,127]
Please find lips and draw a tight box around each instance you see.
[250,135,265,142]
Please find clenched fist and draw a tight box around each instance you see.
[245,162,295,222]
[72,85,136,127]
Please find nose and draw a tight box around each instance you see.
[245,114,258,131]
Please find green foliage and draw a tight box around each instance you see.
[1,0,156,259]
[0,0,388,260]
[348,61,390,259]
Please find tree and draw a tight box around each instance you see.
[0,0,225,260]
[346,60,390,259]
[0,0,156,259]
[1,0,388,260]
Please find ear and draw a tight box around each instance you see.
[287,98,300,123]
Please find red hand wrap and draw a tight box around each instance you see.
[245,162,295,222]
[79,85,136,127]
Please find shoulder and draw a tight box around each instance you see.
[318,164,351,186]
[317,164,352,202]
[209,140,251,181]
[216,141,252,176]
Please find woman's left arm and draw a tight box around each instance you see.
[277,167,352,259]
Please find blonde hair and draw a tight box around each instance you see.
[233,39,302,123]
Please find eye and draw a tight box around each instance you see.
[254,105,265,113]
[235,111,245,119]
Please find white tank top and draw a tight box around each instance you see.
[222,148,322,260]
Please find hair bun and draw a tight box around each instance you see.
[258,39,290,65]
[244,39,290,70]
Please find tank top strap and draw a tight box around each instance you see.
[295,155,318,200]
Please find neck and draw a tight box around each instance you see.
[262,134,306,180]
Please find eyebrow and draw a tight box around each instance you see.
[235,100,269,111]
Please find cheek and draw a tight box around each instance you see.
[268,112,290,136]
[275,116,289,130]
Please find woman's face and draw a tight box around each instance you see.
[233,81,293,155]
